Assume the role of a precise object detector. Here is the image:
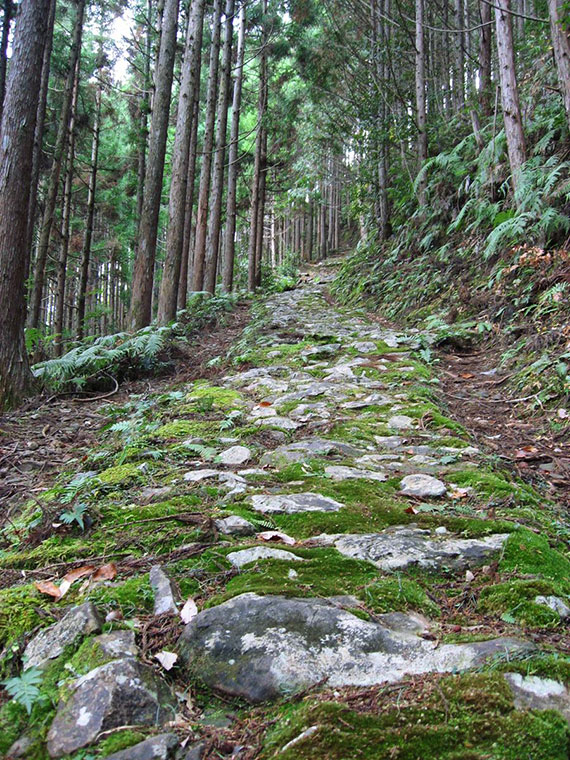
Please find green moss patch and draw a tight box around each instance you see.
[97,463,143,487]
[478,578,567,627]
[0,583,52,655]
[89,573,154,615]
[261,673,569,760]
[499,530,570,583]
[185,382,244,410]
[207,547,438,617]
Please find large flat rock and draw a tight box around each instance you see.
[250,492,344,514]
[176,593,532,703]
[310,526,510,571]
[227,546,305,568]
[260,437,362,467]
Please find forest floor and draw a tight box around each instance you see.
[0,259,568,760]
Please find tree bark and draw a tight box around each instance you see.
[25,0,56,281]
[157,0,206,324]
[54,57,80,356]
[247,0,268,291]
[0,0,51,408]
[191,0,223,292]
[548,0,570,129]
[478,0,492,116]
[454,0,465,110]
[29,0,85,331]
[0,0,12,123]
[77,85,102,340]
[136,0,153,227]
[494,0,526,192]
[254,124,267,286]
[203,0,235,294]
[129,0,179,330]
[415,0,427,205]
[178,96,201,309]
[222,1,246,292]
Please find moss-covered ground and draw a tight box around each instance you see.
[0,266,567,758]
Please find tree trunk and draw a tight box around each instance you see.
[136,0,153,226]
[494,0,526,191]
[548,0,570,129]
[157,0,206,324]
[191,0,223,292]
[247,0,268,291]
[415,0,427,205]
[178,96,201,309]
[254,125,267,286]
[0,0,12,123]
[54,58,80,356]
[129,0,179,330]
[222,1,246,293]
[479,0,492,116]
[25,0,56,280]
[77,85,102,340]
[29,0,85,331]
[0,0,51,408]
[454,0,465,110]
[203,0,235,294]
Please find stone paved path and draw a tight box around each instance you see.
[1,264,568,759]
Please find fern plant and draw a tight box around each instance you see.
[3,668,43,713]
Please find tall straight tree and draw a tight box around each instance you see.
[222,0,246,292]
[0,0,51,408]
[192,0,223,292]
[178,96,201,308]
[548,0,570,129]
[77,84,102,340]
[25,0,56,276]
[157,0,206,325]
[203,0,235,294]
[0,0,12,123]
[247,0,269,291]
[415,0,427,205]
[29,0,86,331]
[129,0,179,330]
[494,0,526,192]
[54,56,80,356]
[478,0,492,116]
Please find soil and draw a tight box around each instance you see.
[439,344,570,512]
[0,302,251,527]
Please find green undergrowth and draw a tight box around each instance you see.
[261,673,568,759]
[206,547,439,618]
[31,291,239,394]
[478,578,567,628]
[499,529,570,582]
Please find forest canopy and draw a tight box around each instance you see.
[0,0,568,408]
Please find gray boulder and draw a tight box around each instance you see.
[215,515,256,536]
[314,526,509,571]
[47,658,176,757]
[533,595,570,620]
[250,492,344,514]
[94,630,138,660]
[149,565,179,616]
[504,673,570,723]
[400,474,447,498]
[177,593,532,703]
[260,437,361,467]
[102,733,179,760]
[219,445,252,466]
[24,602,102,670]
[227,546,305,569]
